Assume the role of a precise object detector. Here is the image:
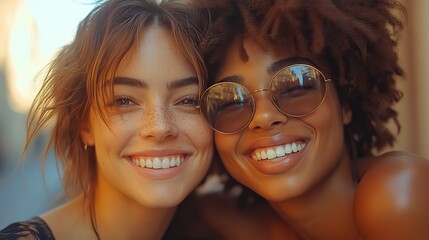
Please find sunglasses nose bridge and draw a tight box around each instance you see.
[251,88,275,108]
[252,88,271,93]
[251,88,273,102]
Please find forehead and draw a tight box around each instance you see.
[216,37,286,76]
[116,24,195,81]
[215,36,330,81]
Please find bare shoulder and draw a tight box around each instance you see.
[354,151,429,239]
[41,197,95,240]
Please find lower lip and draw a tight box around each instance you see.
[126,157,189,180]
[247,149,304,175]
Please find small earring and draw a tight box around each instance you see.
[84,144,88,150]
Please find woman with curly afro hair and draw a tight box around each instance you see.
[166,0,429,239]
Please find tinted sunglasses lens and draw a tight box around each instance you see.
[271,64,326,116]
[200,83,254,133]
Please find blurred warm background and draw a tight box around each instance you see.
[0,0,428,229]
[0,0,94,228]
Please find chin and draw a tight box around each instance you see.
[258,191,289,202]
[141,186,193,208]
[244,180,305,203]
[141,195,185,208]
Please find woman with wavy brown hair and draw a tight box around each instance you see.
[0,0,214,239]
[182,0,429,239]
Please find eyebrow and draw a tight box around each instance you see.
[112,76,148,88]
[167,77,198,90]
[110,76,198,89]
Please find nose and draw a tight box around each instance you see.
[139,105,179,141]
[247,92,289,131]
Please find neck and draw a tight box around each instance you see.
[94,199,175,240]
[269,149,360,240]
[91,180,177,240]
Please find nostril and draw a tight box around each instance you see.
[271,121,283,127]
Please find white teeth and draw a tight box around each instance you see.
[267,149,276,159]
[275,146,285,157]
[153,158,161,169]
[146,159,153,168]
[292,142,298,152]
[132,155,184,169]
[251,142,306,161]
[285,144,292,154]
[169,158,176,167]
[162,157,170,169]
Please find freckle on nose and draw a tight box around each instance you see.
[141,106,171,128]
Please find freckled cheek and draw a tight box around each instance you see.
[175,113,213,146]
[94,120,136,150]
[113,117,140,131]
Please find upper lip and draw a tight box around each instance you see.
[243,133,309,155]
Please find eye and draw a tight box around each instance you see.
[277,80,302,93]
[176,95,199,107]
[216,99,245,112]
[112,96,138,108]
[275,75,320,97]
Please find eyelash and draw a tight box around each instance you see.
[111,95,198,108]
[113,95,138,107]
[176,95,199,107]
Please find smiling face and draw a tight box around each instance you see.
[80,24,213,208]
[214,37,352,202]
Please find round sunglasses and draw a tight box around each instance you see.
[197,64,331,134]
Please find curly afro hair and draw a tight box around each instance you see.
[196,0,406,158]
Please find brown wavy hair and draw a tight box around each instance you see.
[193,0,406,203]
[24,0,206,237]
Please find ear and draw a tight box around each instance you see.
[80,114,95,146]
[341,103,352,125]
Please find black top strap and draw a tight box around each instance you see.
[0,217,55,240]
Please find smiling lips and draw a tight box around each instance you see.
[250,141,306,162]
[131,155,185,169]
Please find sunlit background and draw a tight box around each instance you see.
[0,0,428,229]
[0,0,95,228]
